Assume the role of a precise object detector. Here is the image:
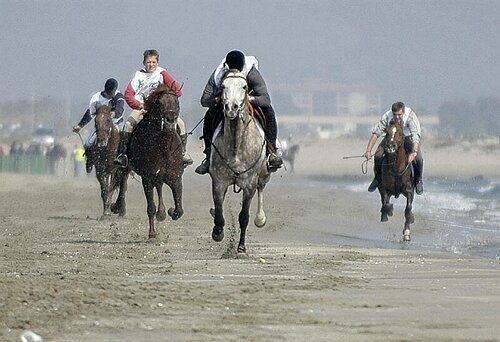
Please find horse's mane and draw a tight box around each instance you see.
[144,84,178,112]
[95,104,111,116]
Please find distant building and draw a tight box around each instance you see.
[271,79,439,137]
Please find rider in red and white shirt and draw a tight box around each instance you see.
[115,49,192,167]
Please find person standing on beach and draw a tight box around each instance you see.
[363,101,424,195]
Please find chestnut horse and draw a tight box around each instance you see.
[117,84,184,239]
[209,70,271,254]
[378,120,415,241]
[92,105,127,219]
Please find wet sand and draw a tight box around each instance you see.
[0,136,500,341]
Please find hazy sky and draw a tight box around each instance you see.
[1,0,499,113]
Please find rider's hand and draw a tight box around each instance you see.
[408,151,417,163]
[364,150,372,160]
[72,125,81,133]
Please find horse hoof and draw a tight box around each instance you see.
[237,245,247,254]
[148,233,158,240]
[381,215,388,222]
[118,209,126,217]
[168,208,183,220]
[157,210,167,222]
[254,216,266,228]
[212,227,224,242]
[100,213,111,221]
[209,208,215,218]
[403,229,411,241]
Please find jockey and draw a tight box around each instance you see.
[364,101,424,195]
[72,78,124,173]
[194,50,283,175]
[114,49,193,167]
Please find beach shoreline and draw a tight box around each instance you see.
[1,136,500,341]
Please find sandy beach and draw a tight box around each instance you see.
[1,136,499,341]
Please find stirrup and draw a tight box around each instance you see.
[267,153,283,169]
[183,155,194,167]
[114,154,128,168]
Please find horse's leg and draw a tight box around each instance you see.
[403,192,415,241]
[155,183,167,222]
[211,182,228,242]
[98,172,112,219]
[112,170,128,216]
[141,178,157,239]
[254,185,267,228]
[167,178,184,220]
[380,191,391,222]
[238,188,257,253]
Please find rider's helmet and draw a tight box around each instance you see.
[225,50,245,71]
[104,78,118,93]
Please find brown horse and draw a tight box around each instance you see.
[117,84,184,239]
[91,105,127,219]
[378,120,415,241]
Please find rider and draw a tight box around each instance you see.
[364,101,424,195]
[114,49,193,167]
[72,78,124,173]
[194,49,283,175]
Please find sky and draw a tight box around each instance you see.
[1,0,499,115]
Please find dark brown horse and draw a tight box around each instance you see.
[118,84,184,239]
[378,120,415,241]
[92,105,126,219]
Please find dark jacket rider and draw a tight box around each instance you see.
[195,50,283,175]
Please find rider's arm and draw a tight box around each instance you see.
[161,70,182,97]
[246,68,271,108]
[74,108,92,131]
[113,93,125,119]
[200,73,220,108]
[124,81,143,110]
[364,133,379,159]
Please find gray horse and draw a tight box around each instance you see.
[209,70,271,254]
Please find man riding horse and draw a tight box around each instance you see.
[364,101,424,195]
[195,50,283,175]
[114,49,193,168]
[72,78,124,173]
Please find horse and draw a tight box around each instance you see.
[281,143,300,173]
[117,84,184,239]
[91,105,126,219]
[378,120,415,241]
[209,70,271,254]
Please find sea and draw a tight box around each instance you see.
[288,175,500,260]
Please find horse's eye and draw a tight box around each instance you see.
[243,85,247,90]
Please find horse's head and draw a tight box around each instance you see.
[94,104,114,147]
[144,84,180,130]
[383,120,404,155]
[221,70,248,120]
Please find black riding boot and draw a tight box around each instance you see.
[114,131,131,168]
[413,159,424,195]
[195,147,211,175]
[267,143,283,172]
[180,134,193,167]
[368,162,382,192]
